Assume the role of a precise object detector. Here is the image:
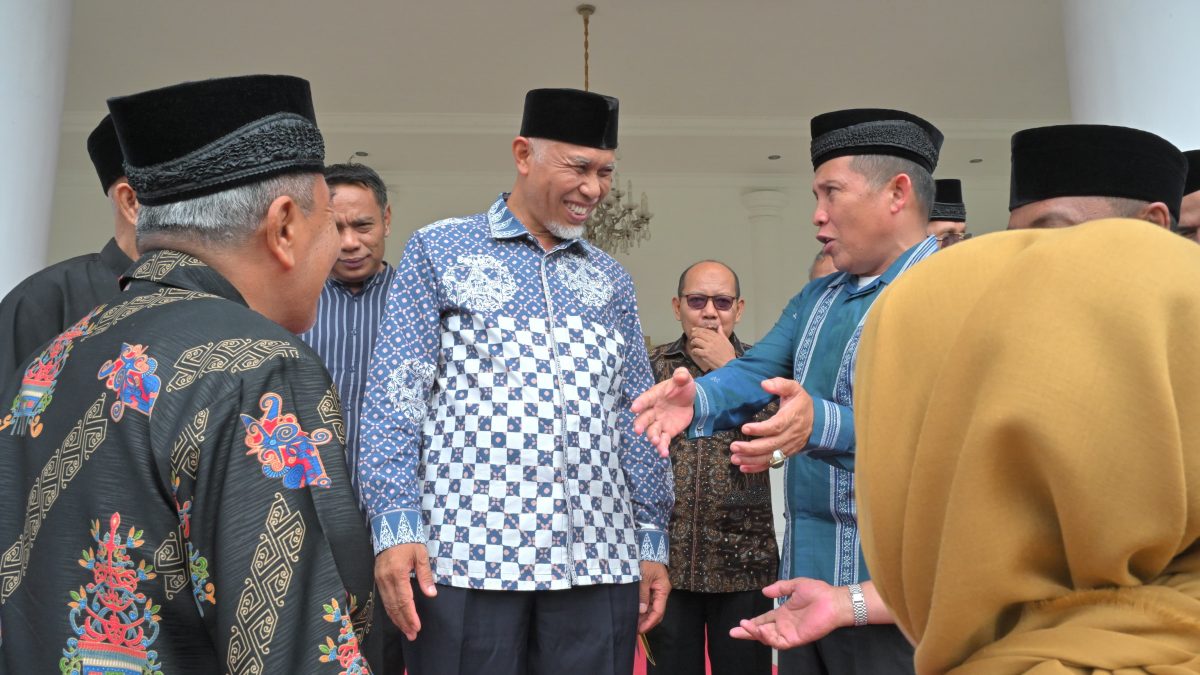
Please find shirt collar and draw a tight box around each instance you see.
[100,237,134,279]
[832,235,940,297]
[488,193,588,254]
[123,249,247,306]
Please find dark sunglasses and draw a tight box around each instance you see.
[682,294,737,311]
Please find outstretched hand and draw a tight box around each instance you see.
[631,367,697,456]
[729,577,847,649]
[729,378,813,472]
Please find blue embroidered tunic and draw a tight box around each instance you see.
[358,194,672,591]
[689,237,938,586]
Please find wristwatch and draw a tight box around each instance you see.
[848,583,868,627]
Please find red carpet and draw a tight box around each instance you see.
[632,639,778,674]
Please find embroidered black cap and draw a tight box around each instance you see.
[106,74,325,206]
[1010,124,1186,220]
[810,108,943,172]
[930,179,966,222]
[520,88,619,150]
[86,115,125,195]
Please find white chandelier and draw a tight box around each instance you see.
[577,4,652,255]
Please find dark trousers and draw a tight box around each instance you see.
[361,593,406,675]
[644,588,772,675]
[777,624,915,675]
[403,580,640,675]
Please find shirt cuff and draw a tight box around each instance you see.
[370,509,426,555]
[687,382,715,439]
[637,529,669,565]
[806,398,853,456]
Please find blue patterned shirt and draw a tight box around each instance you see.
[299,263,396,495]
[358,194,672,591]
[689,237,939,586]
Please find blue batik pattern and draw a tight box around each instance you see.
[358,194,671,591]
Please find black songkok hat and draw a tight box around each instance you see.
[810,108,944,172]
[106,74,325,206]
[1009,124,1186,220]
[86,115,125,195]
[1184,150,1200,196]
[930,178,966,222]
[520,88,619,150]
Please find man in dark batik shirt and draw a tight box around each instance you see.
[0,115,137,389]
[644,260,778,675]
[0,75,375,674]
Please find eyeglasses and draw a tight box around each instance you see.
[682,294,737,311]
[936,232,972,248]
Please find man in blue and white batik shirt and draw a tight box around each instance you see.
[358,87,672,675]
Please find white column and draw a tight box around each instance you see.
[1063,0,1200,150]
[0,0,73,294]
[741,189,788,340]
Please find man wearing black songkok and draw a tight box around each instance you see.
[0,116,138,392]
[1177,150,1200,242]
[634,107,945,675]
[1007,124,1186,230]
[0,75,375,673]
[360,87,673,675]
[927,178,970,248]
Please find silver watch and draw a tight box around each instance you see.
[848,583,868,627]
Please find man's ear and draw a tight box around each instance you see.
[889,173,913,215]
[513,136,534,177]
[1139,202,1173,229]
[671,295,682,322]
[382,202,392,237]
[112,182,139,225]
[263,194,300,270]
[733,297,745,324]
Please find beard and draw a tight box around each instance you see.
[544,220,586,240]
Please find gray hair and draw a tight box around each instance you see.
[849,155,935,221]
[136,172,317,245]
[1106,196,1178,229]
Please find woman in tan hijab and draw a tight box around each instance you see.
[855,218,1200,674]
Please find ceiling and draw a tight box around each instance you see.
[56,0,1072,183]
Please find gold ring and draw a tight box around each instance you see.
[770,449,786,468]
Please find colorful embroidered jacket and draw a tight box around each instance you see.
[0,237,132,396]
[688,237,939,587]
[358,194,673,591]
[650,335,778,593]
[0,250,375,674]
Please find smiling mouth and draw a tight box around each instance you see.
[565,202,592,221]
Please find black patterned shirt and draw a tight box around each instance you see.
[0,250,374,673]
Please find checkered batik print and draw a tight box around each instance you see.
[422,314,638,589]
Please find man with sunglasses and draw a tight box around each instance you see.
[926,178,971,248]
[635,108,944,674]
[642,260,777,675]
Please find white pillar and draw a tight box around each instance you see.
[1063,0,1200,150]
[0,0,73,295]
[741,189,788,340]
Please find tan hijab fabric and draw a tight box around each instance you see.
[856,219,1200,674]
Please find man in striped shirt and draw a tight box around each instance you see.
[299,161,401,673]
